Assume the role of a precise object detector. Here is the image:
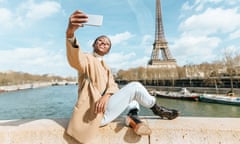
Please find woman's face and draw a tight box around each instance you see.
[93,37,111,56]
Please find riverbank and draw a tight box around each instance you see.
[1,82,239,95]
[146,85,240,96]
[0,81,77,93]
[0,117,239,144]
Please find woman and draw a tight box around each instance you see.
[66,10,179,143]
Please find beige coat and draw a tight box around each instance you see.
[66,38,119,143]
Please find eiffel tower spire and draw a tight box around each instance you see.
[155,0,166,42]
[148,0,177,68]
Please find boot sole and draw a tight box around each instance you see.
[134,123,152,135]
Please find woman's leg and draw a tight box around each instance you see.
[126,100,140,114]
[101,81,156,126]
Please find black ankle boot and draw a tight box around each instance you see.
[151,104,179,120]
[126,108,152,135]
[127,108,141,125]
[128,108,139,117]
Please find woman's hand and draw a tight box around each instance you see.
[66,10,88,38]
[95,93,111,114]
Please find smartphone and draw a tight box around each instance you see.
[84,14,103,26]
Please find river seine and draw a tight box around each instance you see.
[0,85,239,120]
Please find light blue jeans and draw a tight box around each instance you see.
[100,81,156,126]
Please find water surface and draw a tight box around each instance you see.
[0,85,239,120]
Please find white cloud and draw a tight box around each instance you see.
[0,47,70,76]
[227,0,240,5]
[23,0,61,21]
[141,35,153,46]
[2,0,239,77]
[129,56,149,68]
[141,34,154,55]
[229,30,240,40]
[182,2,192,11]
[177,1,240,67]
[127,0,154,34]
[182,0,224,12]
[101,33,153,71]
[105,52,149,70]
[109,31,134,45]
[195,0,224,11]
[220,45,240,66]
[180,8,240,36]
[168,0,240,67]
[105,52,136,69]
[0,8,13,29]
[221,45,239,56]
[0,0,61,31]
[171,36,221,65]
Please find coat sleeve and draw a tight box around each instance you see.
[66,37,87,73]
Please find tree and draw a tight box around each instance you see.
[223,48,239,94]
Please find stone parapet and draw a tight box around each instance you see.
[0,117,239,144]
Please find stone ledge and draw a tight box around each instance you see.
[0,117,239,144]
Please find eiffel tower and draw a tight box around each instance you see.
[148,0,177,68]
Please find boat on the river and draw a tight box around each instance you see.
[150,88,200,101]
[199,94,240,106]
[0,89,5,93]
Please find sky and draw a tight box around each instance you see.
[0,0,240,77]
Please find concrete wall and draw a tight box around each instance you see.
[0,117,239,144]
